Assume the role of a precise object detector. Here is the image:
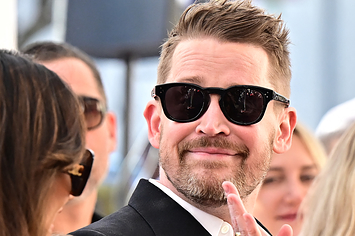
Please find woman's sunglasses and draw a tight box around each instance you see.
[67,149,94,196]
[152,83,290,126]
[79,96,107,130]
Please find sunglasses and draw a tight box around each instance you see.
[79,96,107,130]
[67,149,94,196]
[152,83,290,126]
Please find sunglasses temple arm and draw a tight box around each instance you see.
[273,92,290,107]
[151,88,157,99]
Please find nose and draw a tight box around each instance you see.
[284,179,307,205]
[195,95,231,136]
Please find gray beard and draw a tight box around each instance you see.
[160,136,272,208]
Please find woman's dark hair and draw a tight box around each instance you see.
[0,50,86,236]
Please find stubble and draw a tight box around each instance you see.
[160,127,273,208]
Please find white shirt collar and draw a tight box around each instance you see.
[149,179,234,236]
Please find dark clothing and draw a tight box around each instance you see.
[91,212,103,223]
[71,179,271,236]
[256,218,272,235]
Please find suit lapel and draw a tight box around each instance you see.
[129,179,211,236]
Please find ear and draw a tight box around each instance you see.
[273,107,297,154]
[143,100,161,149]
[106,112,117,152]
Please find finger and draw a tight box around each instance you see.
[223,181,248,235]
[276,224,293,236]
[243,213,272,236]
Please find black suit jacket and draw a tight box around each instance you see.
[71,179,211,236]
[71,179,271,236]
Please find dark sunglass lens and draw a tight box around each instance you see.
[70,150,94,196]
[82,99,103,130]
[164,85,205,121]
[70,175,82,196]
[224,88,264,124]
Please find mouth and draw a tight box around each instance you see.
[187,146,244,161]
[276,213,297,221]
[178,136,250,162]
[184,147,246,164]
[190,147,238,156]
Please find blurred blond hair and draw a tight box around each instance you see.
[299,122,355,236]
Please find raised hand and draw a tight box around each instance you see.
[222,181,293,236]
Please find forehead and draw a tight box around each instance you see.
[40,57,103,101]
[168,38,272,89]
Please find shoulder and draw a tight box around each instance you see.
[70,205,155,236]
[91,211,103,223]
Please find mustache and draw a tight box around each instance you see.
[177,136,249,160]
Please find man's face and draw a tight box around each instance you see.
[145,38,292,207]
[41,57,116,200]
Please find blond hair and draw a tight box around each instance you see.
[294,122,327,170]
[299,122,355,236]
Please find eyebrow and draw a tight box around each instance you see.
[268,164,318,172]
[174,77,243,89]
[178,76,203,84]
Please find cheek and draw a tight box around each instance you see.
[86,127,109,151]
[254,190,277,226]
[55,174,71,204]
[86,128,110,166]
[254,187,282,226]
[159,121,196,161]
[257,187,281,207]
[46,174,71,226]
[233,125,272,156]
[160,120,196,145]
[301,182,313,197]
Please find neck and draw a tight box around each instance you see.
[197,190,258,224]
[52,189,98,234]
[158,167,259,225]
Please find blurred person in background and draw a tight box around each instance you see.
[299,122,355,236]
[22,42,117,234]
[315,98,355,155]
[254,122,327,236]
[0,50,92,236]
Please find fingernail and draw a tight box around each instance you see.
[222,183,229,194]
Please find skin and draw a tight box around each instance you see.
[45,172,72,236]
[253,135,319,236]
[40,57,117,234]
[144,37,296,235]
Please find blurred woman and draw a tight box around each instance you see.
[253,122,327,236]
[0,50,93,236]
[299,122,355,236]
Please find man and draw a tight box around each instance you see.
[22,42,117,234]
[72,0,296,235]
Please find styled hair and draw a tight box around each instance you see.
[293,122,327,170]
[158,0,291,96]
[299,122,355,236]
[21,41,107,103]
[0,50,86,236]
